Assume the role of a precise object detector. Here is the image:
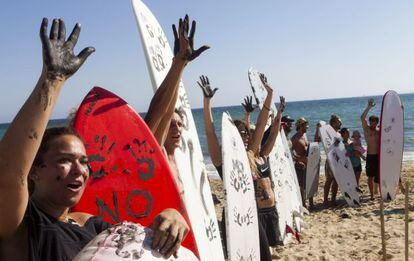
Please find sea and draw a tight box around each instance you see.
[1,93,413,177]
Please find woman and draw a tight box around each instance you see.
[0,17,196,261]
[340,128,364,186]
[198,74,285,260]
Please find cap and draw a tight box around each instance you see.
[281,115,295,123]
[295,117,308,127]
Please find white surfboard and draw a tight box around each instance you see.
[132,1,224,260]
[306,142,320,199]
[74,222,198,261]
[248,67,303,240]
[222,112,260,260]
[319,124,360,206]
[379,90,404,201]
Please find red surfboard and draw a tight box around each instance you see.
[72,87,198,256]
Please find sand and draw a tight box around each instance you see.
[210,164,414,260]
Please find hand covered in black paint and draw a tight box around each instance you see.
[150,208,189,258]
[40,18,95,81]
[259,73,273,94]
[242,96,255,113]
[172,15,209,62]
[278,96,286,112]
[367,98,375,108]
[198,75,218,98]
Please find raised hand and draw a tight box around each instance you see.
[259,73,273,94]
[278,96,286,112]
[242,96,255,113]
[368,98,375,108]
[172,15,210,62]
[40,18,95,81]
[198,75,218,98]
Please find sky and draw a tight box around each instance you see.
[0,0,413,122]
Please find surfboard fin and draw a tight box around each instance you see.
[353,199,360,206]
[285,224,295,235]
[355,187,363,194]
[386,192,392,201]
[300,206,310,216]
[292,210,304,219]
[344,192,351,199]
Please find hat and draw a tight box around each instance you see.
[281,115,295,123]
[295,117,308,127]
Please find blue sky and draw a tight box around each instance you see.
[0,0,413,122]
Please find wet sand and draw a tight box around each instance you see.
[210,164,414,260]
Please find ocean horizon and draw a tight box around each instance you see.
[1,93,413,178]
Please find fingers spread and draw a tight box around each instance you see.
[189,45,210,61]
[40,18,50,48]
[77,47,95,64]
[172,24,178,40]
[67,23,81,49]
[58,19,66,41]
[50,18,59,40]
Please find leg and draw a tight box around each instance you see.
[368,177,374,200]
[355,171,361,187]
[331,179,338,205]
[323,174,333,206]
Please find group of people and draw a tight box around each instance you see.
[284,98,381,209]
[0,14,392,261]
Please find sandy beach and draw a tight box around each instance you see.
[210,164,413,260]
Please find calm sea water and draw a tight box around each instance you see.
[1,93,413,164]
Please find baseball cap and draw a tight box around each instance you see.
[281,115,295,123]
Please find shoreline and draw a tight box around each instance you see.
[209,163,414,260]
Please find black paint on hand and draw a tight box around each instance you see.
[197,75,218,98]
[40,18,95,80]
[242,96,255,113]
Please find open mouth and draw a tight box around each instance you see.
[66,181,83,191]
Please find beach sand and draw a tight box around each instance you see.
[210,164,414,260]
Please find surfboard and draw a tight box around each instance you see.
[221,112,260,260]
[379,90,404,201]
[306,142,321,199]
[318,124,360,206]
[248,67,304,240]
[132,1,224,260]
[72,87,198,256]
[74,222,198,261]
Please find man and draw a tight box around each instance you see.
[281,115,295,136]
[361,98,380,200]
[315,114,342,207]
[291,117,311,208]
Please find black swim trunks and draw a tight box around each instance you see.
[294,163,306,190]
[366,154,379,183]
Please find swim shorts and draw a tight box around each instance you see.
[366,154,379,183]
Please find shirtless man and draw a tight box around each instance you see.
[291,117,310,208]
[361,98,380,200]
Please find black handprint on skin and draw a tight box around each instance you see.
[39,18,95,110]
[172,15,210,61]
[242,96,255,113]
[198,75,218,98]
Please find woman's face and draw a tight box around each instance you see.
[165,112,184,150]
[31,135,89,208]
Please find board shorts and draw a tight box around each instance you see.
[353,164,362,173]
[258,207,282,247]
[366,154,379,183]
[294,163,306,190]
